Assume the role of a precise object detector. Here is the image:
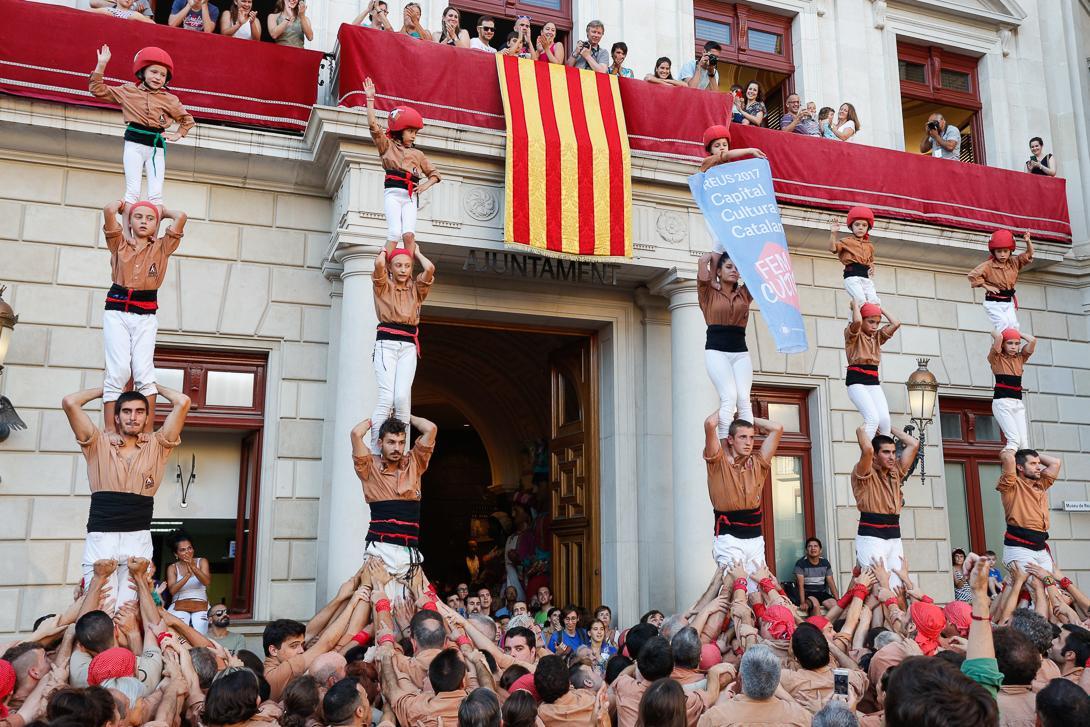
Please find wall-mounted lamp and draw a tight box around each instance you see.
[905,357,939,485]
[176,453,197,508]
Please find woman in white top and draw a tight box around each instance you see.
[166,529,212,634]
[829,102,861,142]
[221,0,261,39]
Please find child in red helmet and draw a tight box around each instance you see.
[828,206,880,306]
[845,299,900,439]
[89,45,194,206]
[968,230,1034,332]
[363,77,441,256]
[989,328,1036,452]
[698,124,765,173]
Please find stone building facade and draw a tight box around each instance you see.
[0,0,1088,638]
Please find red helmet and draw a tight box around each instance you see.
[702,124,732,152]
[846,206,874,232]
[388,106,424,133]
[988,229,1015,251]
[859,303,882,319]
[133,47,174,81]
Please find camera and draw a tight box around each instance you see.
[833,668,850,697]
[707,54,719,69]
[926,120,940,131]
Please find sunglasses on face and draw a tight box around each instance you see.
[211,611,227,617]
[480,25,494,31]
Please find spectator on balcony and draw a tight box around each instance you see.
[508,15,535,59]
[399,2,432,41]
[436,7,470,48]
[1026,137,1057,177]
[352,0,393,31]
[607,42,634,78]
[730,84,745,123]
[169,0,219,32]
[919,112,959,159]
[89,0,153,22]
[535,22,565,64]
[220,0,261,40]
[89,0,153,20]
[679,41,721,90]
[268,0,313,47]
[818,106,837,139]
[567,20,608,72]
[470,16,497,53]
[781,93,820,136]
[828,102,861,142]
[738,81,766,126]
[644,57,686,87]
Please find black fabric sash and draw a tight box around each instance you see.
[985,288,1016,302]
[713,508,763,539]
[843,262,870,279]
[105,284,158,314]
[705,325,748,353]
[993,374,1023,400]
[857,511,901,540]
[87,491,155,532]
[375,321,418,342]
[1004,524,1048,551]
[366,500,421,546]
[846,363,879,386]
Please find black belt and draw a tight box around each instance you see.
[384,170,420,195]
[985,288,1016,303]
[124,122,167,149]
[105,284,158,314]
[705,325,748,353]
[366,500,421,546]
[857,511,901,540]
[1004,524,1048,551]
[713,508,763,539]
[87,491,155,533]
[843,262,870,279]
[993,374,1023,400]
[846,363,879,386]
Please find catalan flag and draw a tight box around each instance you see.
[496,55,632,259]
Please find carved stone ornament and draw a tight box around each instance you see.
[998,27,1013,57]
[870,0,886,30]
[463,187,499,221]
[656,211,687,245]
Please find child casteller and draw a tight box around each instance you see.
[90,45,194,205]
[362,77,441,255]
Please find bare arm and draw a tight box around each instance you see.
[880,308,901,336]
[62,387,103,443]
[168,0,195,27]
[990,331,1003,354]
[754,417,784,461]
[350,419,373,458]
[704,411,721,459]
[306,576,357,640]
[415,246,436,283]
[161,207,188,237]
[855,425,874,473]
[697,253,717,283]
[409,415,437,448]
[890,427,920,472]
[828,219,841,254]
[1021,332,1037,357]
[999,448,1017,476]
[155,384,191,442]
[966,559,995,659]
[1038,452,1062,480]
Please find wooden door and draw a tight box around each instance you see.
[231,430,262,615]
[548,337,600,609]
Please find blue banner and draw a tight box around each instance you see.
[688,158,808,354]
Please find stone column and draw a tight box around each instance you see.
[651,271,719,613]
[319,242,380,600]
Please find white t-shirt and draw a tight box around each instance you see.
[678,59,713,90]
[837,120,857,141]
[470,37,497,54]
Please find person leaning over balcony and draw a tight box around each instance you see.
[399,2,432,40]
[470,16,497,53]
[535,22,565,64]
[738,81,766,126]
[89,0,153,18]
[352,0,393,31]
[679,41,720,90]
[644,57,686,87]
[268,0,313,47]
[1026,137,1057,176]
[169,0,220,32]
[88,0,152,22]
[220,0,262,40]
[828,102,860,141]
[919,112,960,159]
[435,6,470,48]
[567,20,608,72]
[607,42,634,78]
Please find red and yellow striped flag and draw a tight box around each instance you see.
[496,55,632,258]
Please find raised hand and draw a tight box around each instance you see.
[127,556,150,577]
[363,77,376,101]
[94,559,118,578]
[96,45,112,66]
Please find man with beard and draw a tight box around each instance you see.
[997,448,1062,571]
[206,605,246,654]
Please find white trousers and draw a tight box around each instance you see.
[167,605,209,635]
[82,530,153,613]
[123,141,165,204]
[983,300,1019,333]
[844,276,880,306]
[854,535,904,589]
[712,534,766,594]
[365,541,423,578]
[383,187,417,241]
[103,310,158,403]
[847,383,891,439]
[704,350,754,439]
[992,398,1028,452]
[371,340,417,453]
[1002,545,1053,572]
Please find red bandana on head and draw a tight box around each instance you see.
[910,601,945,655]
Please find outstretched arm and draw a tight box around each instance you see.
[62,387,103,443]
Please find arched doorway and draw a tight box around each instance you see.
[412,321,599,609]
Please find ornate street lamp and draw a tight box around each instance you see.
[904,357,939,485]
[0,285,26,441]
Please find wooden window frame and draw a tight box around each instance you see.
[897,41,985,164]
[454,0,572,32]
[751,386,815,574]
[940,397,1003,553]
[693,2,794,74]
[153,347,268,618]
